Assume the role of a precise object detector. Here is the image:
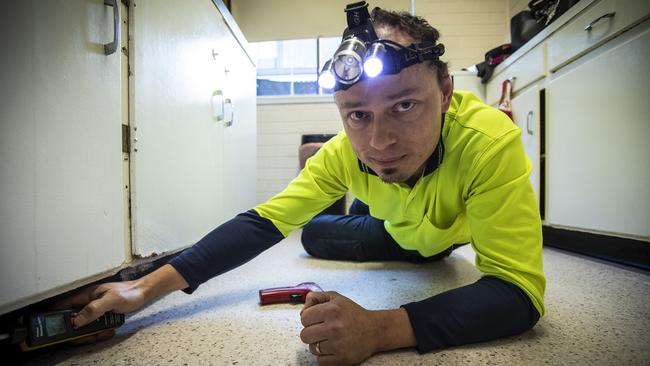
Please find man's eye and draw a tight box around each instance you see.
[395,101,415,112]
[349,111,368,121]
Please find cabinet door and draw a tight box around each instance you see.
[130,0,236,256]
[546,26,650,237]
[511,85,541,204]
[0,0,125,313]
[221,38,258,219]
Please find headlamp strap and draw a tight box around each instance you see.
[345,1,371,28]
[400,42,445,66]
[344,1,378,41]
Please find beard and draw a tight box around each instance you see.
[377,168,406,183]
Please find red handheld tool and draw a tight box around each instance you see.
[259,282,323,305]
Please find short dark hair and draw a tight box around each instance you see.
[370,7,449,84]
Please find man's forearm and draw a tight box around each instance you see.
[401,276,539,352]
[137,264,189,303]
[168,210,285,293]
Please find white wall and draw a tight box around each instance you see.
[256,98,342,203]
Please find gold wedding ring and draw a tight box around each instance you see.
[315,341,322,355]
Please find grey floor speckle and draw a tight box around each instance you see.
[18,230,650,365]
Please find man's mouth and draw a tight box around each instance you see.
[369,155,406,169]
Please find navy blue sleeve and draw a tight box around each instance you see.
[168,209,285,293]
[401,276,540,352]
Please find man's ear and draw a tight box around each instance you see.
[440,75,453,112]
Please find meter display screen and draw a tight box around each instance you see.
[44,313,67,336]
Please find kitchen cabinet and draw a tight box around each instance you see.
[0,0,256,315]
[130,0,256,257]
[485,45,546,107]
[546,0,650,71]
[0,0,126,315]
[484,0,649,239]
[546,23,650,237]
[511,84,542,205]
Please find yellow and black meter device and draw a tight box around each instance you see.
[17,309,124,351]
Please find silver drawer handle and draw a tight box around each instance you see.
[224,98,234,127]
[584,12,615,31]
[104,0,120,55]
[526,111,534,135]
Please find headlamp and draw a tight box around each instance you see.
[318,1,445,91]
[363,42,386,77]
[317,59,336,89]
[332,37,366,83]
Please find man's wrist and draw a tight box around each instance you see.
[136,264,189,303]
[370,308,418,353]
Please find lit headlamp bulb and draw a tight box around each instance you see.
[364,43,386,78]
[318,60,336,89]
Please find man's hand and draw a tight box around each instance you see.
[54,264,188,345]
[299,291,418,365]
[59,280,147,326]
[53,280,146,345]
[298,292,374,365]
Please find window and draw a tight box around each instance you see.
[250,37,340,96]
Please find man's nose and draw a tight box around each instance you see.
[368,118,397,151]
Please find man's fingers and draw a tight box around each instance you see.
[301,291,336,314]
[68,329,115,346]
[308,340,334,356]
[304,291,330,307]
[300,322,328,344]
[73,296,114,327]
[301,291,343,327]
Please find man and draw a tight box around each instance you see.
[64,4,544,365]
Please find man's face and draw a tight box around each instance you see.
[334,41,452,185]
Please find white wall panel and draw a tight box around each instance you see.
[256,100,342,204]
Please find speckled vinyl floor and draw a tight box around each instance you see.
[16,230,650,365]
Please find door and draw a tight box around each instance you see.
[511,84,541,204]
[0,0,126,314]
[546,25,650,237]
[221,37,258,219]
[130,0,233,256]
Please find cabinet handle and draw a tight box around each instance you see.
[224,98,234,127]
[104,0,120,55]
[211,90,224,121]
[584,12,615,31]
[526,111,534,135]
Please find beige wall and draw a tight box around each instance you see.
[232,0,511,70]
[232,0,412,39]
[509,0,530,18]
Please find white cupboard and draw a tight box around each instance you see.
[546,24,650,237]
[511,84,542,204]
[131,0,257,257]
[485,0,649,239]
[0,0,256,315]
[0,0,126,315]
